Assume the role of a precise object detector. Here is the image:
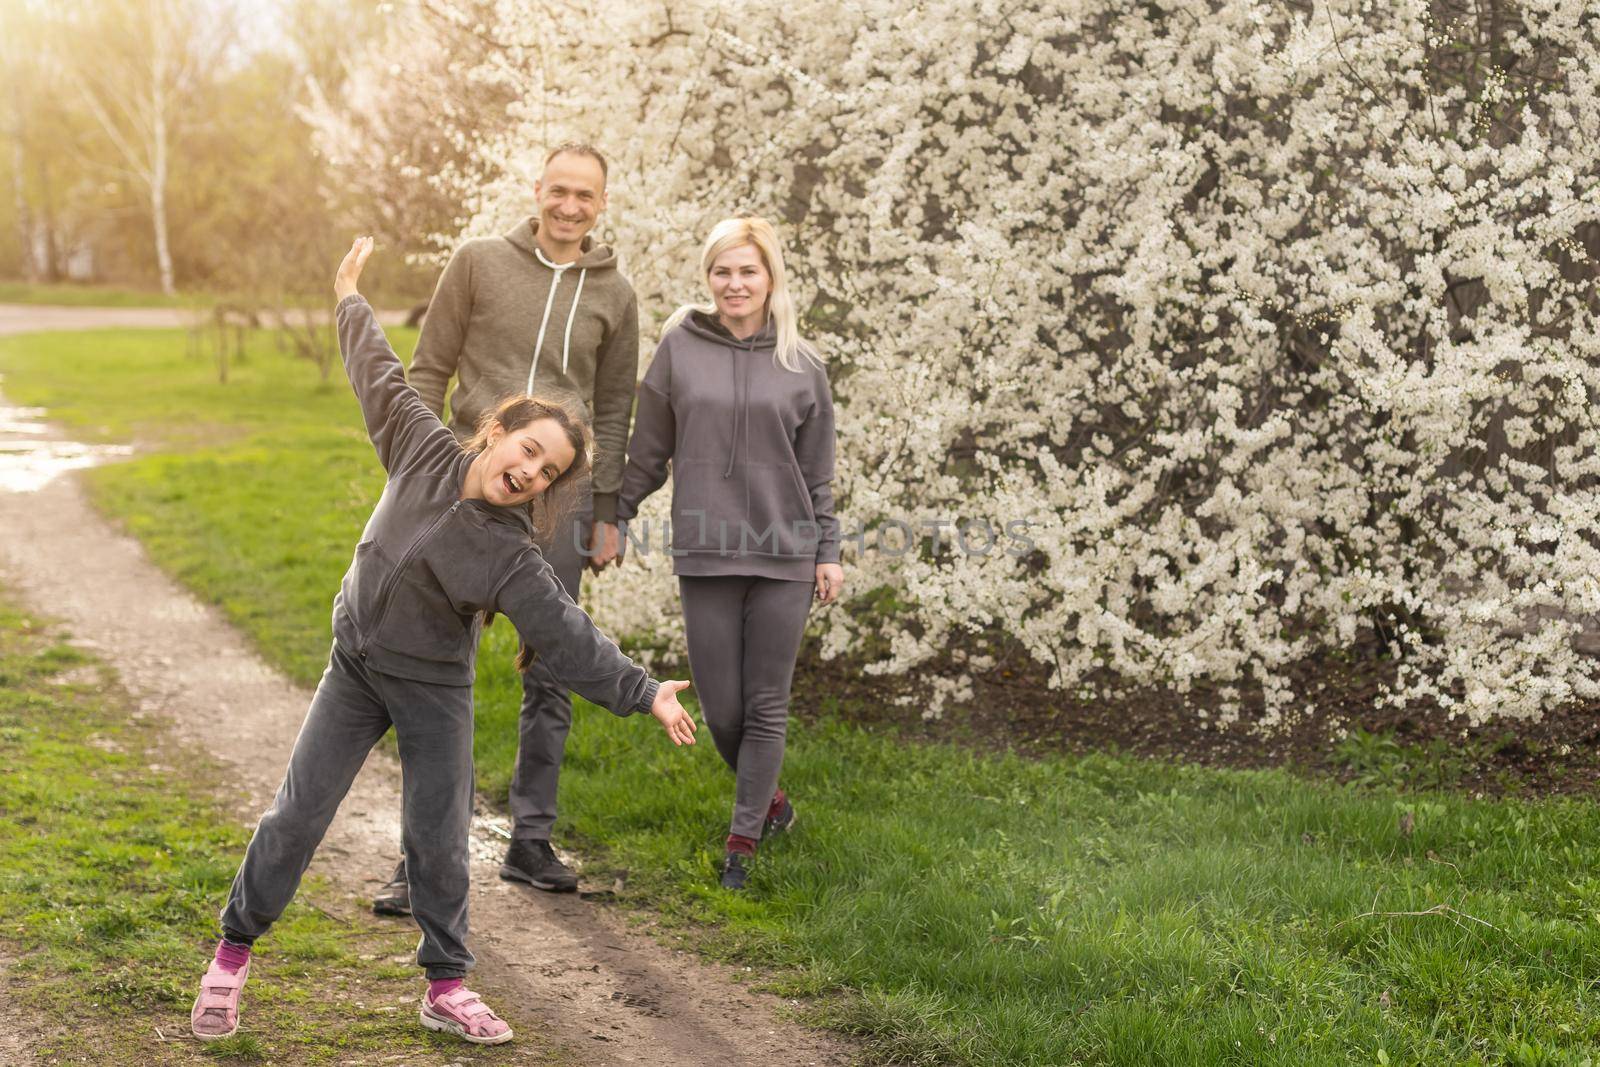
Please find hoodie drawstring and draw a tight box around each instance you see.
[721,333,758,479]
[527,247,586,391]
[722,346,739,479]
[561,269,587,376]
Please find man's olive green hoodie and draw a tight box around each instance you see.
[409,218,639,523]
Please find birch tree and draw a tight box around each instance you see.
[51,0,236,294]
[0,1,68,281]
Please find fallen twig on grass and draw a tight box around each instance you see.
[303,900,353,927]
[1329,901,1504,935]
[1425,849,1459,873]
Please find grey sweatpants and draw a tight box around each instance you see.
[222,643,477,979]
[678,574,815,840]
[508,499,591,841]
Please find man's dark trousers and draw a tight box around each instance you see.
[508,494,592,841]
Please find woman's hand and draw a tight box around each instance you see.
[334,235,374,302]
[587,521,623,573]
[650,679,697,745]
[815,562,845,604]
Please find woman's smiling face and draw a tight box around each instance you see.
[480,417,577,506]
[708,242,771,325]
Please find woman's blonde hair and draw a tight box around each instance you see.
[662,215,821,372]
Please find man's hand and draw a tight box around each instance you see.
[815,562,845,604]
[587,521,622,573]
[335,235,374,302]
[650,680,696,745]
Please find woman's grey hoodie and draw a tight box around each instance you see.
[617,311,839,581]
[331,293,659,715]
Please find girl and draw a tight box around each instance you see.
[189,236,695,1046]
[616,216,843,890]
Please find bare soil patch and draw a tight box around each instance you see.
[796,625,1600,799]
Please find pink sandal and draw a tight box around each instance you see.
[190,957,250,1040]
[419,985,513,1045]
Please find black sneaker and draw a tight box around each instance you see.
[500,839,579,892]
[720,850,751,891]
[372,857,410,917]
[763,791,796,836]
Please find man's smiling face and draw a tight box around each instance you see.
[534,151,607,248]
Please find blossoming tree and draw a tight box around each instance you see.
[315,0,1600,724]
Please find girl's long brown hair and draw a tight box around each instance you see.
[469,394,593,673]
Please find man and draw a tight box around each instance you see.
[371,142,635,912]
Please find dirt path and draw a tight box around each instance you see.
[0,955,51,1063]
[0,304,196,333]
[0,302,411,335]
[0,309,855,1066]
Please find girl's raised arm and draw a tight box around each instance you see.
[332,236,457,475]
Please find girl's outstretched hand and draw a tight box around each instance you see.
[334,235,374,301]
[650,680,697,746]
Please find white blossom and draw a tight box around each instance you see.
[316,0,1600,725]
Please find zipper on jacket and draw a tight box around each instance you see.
[360,500,463,657]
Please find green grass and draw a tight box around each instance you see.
[0,595,555,1064]
[0,328,389,683]
[6,327,1600,1064]
[0,281,212,308]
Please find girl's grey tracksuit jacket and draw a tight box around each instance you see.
[219,294,660,979]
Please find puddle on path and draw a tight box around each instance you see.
[0,389,130,492]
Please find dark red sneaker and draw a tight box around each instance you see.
[764,789,796,836]
[720,850,750,890]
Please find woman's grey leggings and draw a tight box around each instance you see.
[678,575,814,840]
[220,643,477,979]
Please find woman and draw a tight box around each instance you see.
[617,215,843,890]
[189,237,696,1046]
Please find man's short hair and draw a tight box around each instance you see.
[543,142,608,184]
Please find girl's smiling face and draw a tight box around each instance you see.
[476,417,577,507]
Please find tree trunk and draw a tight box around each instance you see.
[33,154,60,283]
[151,151,175,295]
[8,110,37,282]
[149,27,175,295]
